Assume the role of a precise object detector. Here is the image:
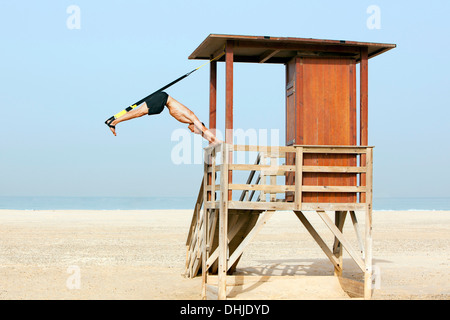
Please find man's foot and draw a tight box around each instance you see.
[105,118,117,136]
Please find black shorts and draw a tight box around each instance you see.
[145,91,169,115]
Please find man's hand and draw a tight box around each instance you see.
[109,126,117,136]
[105,118,117,136]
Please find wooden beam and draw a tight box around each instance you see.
[207,61,217,203]
[227,211,275,270]
[233,144,288,152]
[226,201,367,211]
[248,174,261,202]
[296,57,303,145]
[301,186,366,193]
[186,177,204,246]
[206,248,219,271]
[231,144,371,153]
[315,210,366,272]
[185,201,202,277]
[190,205,204,277]
[349,59,358,204]
[228,184,296,193]
[302,166,366,173]
[294,211,341,270]
[350,211,365,257]
[208,209,218,256]
[360,47,369,203]
[333,211,347,277]
[201,158,209,298]
[204,201,220,209]
[211,150,216,202]
[209,60,217,132]
[258,49,281,63]
[218,143,229,300]
[259,154,266,202]
[211,47,226,61]
[225,41,234,143]
[302,146,368,154]
[226,41,234,201]
[228,201,295,211]
[236,40,361,54]
[228,164,295,172]
[224,55,289,64]
[301,203,366,211]
[364,148,374,299]
[270,157,277,201]
[223,165,367,174]
[239,153,261,201]
[201,214,208,298]
[295,147,303,210]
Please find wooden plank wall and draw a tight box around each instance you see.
[287,57,357,203]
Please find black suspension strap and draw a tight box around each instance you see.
[105,50,225,128]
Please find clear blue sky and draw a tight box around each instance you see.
[0,0,449,198]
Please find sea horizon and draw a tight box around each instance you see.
[0,196,449,211]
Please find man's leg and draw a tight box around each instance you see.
[107,103,149,136]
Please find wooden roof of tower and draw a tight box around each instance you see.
[189,34,396,63]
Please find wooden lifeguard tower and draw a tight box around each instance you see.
[184,34,396,300]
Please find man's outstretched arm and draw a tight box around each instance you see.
[105,93,222,144]
[166,96,222,145]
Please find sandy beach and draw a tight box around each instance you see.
[0,209,448,300]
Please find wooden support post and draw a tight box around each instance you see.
[364,148,373,299]
[211,148,216,203]
[259,154,266,202]
[208,209,218,253]
[295,147,303,210]
[270,157,276,201]
[218,143,229,300]
[360,48,368,203]
[209,59,217,132]
[208,59,217,203]
[350,211,365,258]
[201,150,209,299]
[226,41,234,201]
[333,211,347,277]
[201,211,208,298]
[295,57,303,145]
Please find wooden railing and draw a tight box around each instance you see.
[203,144,373,212]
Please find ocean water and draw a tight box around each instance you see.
[373,197,450,211]
[0,196,196,210]
[0,196,449,211]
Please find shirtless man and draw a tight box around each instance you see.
[105,91,221,145]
